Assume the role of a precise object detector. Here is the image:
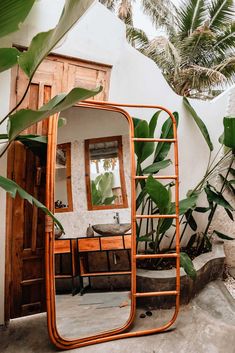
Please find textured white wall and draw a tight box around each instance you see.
[0,0,234,323]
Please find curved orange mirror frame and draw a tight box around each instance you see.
[45,101,180,350]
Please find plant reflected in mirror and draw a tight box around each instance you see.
[86,136,128,209]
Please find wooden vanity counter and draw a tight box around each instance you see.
[77,234,132,293]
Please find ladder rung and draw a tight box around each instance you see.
[135,291,178,298]
[136,253,178,260]
[134,175,177,180]
[135,214,177,219]
[132,138,176,142]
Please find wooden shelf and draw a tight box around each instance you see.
[77,234,132,295]
[80,271,131,277]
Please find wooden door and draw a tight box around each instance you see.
[6,54,112,320]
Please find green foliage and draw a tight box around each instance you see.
[213,230,234,240]
[223,116,235,150]
[154,112,179,162]
[183,97,214,151]
[135,108,234,278]
[0,0,36,38]
[205,184,234,211]
[91,172,117,206]
[0,0,99,233]
[180,252,197,280]
[0,176,64,232]
[146,175,170,214]
[142,159,172,174]
[18,0,95,78]
[124,0,235,99]
[8,86,102,141]
[0,48,20,73]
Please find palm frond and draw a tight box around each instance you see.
[99,0,116,11]
[175,65,227,95]
[214,56,235,82]
[179,24,216,66]
[209,0,234,31]
[141,0,176,33]
[177,0,207,38]
[214,22,235,53]
[118,0,133,25]
[126,26,150,47]
[143,36,181,72]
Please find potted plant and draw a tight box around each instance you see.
[134,106,235,308]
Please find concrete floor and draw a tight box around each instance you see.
[1,281,235,353]
[55,291,131,339]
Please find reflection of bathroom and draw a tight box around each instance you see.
[54,106,131,294]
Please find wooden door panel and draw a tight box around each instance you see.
[9,60,64,318]
[7,54,111,320]
[67,63,110,101]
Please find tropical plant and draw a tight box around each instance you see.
[114,0,235,99]
[91,172,117,205]
[99,0,175,27]
[180,99,235,255]
[133,110,198,278]
[134,104,235,278]
[0,0,100,232]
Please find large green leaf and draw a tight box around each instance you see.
[0,133,47,157]
[185,210,197,231]
[213,230,234,241]
[0,0,35,38]
[134,120,149,160]
[142,159,172,174]
[91,181,102,205]
[103,196,116,205]
[8,86,101,141]
[223,116,235,150]
[132,117,142,128]
[170,192,199,215]
[0,175,64,232]
[0,48,20,73]
[149,110,162,137]
[146,175,170,214]
[159,218,173,234]
[154,112,179,162]
[97,172,114,201]
[136,188,147,210]
[178,194,199,214]
[18,0,95,78]
[180,252,197,280]
[205,184,234,211]
[134,120,154,163]
[183,97,213,151]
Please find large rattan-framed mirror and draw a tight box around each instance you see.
[45,101,181,350]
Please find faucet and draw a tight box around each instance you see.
[113,212,120,225]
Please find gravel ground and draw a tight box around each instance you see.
[223,267,235,299]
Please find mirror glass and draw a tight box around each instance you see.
[54,105,132,339]
[55,143,73,213]
[85,136,128,210]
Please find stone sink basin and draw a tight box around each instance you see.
[92,223,131,236]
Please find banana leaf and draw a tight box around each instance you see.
[0,175,64,232]
[0,0,35,38]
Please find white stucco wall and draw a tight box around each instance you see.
[0,1,234,323]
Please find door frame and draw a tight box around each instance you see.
[4,50,112,323]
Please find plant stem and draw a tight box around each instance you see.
[0,80,31,126]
